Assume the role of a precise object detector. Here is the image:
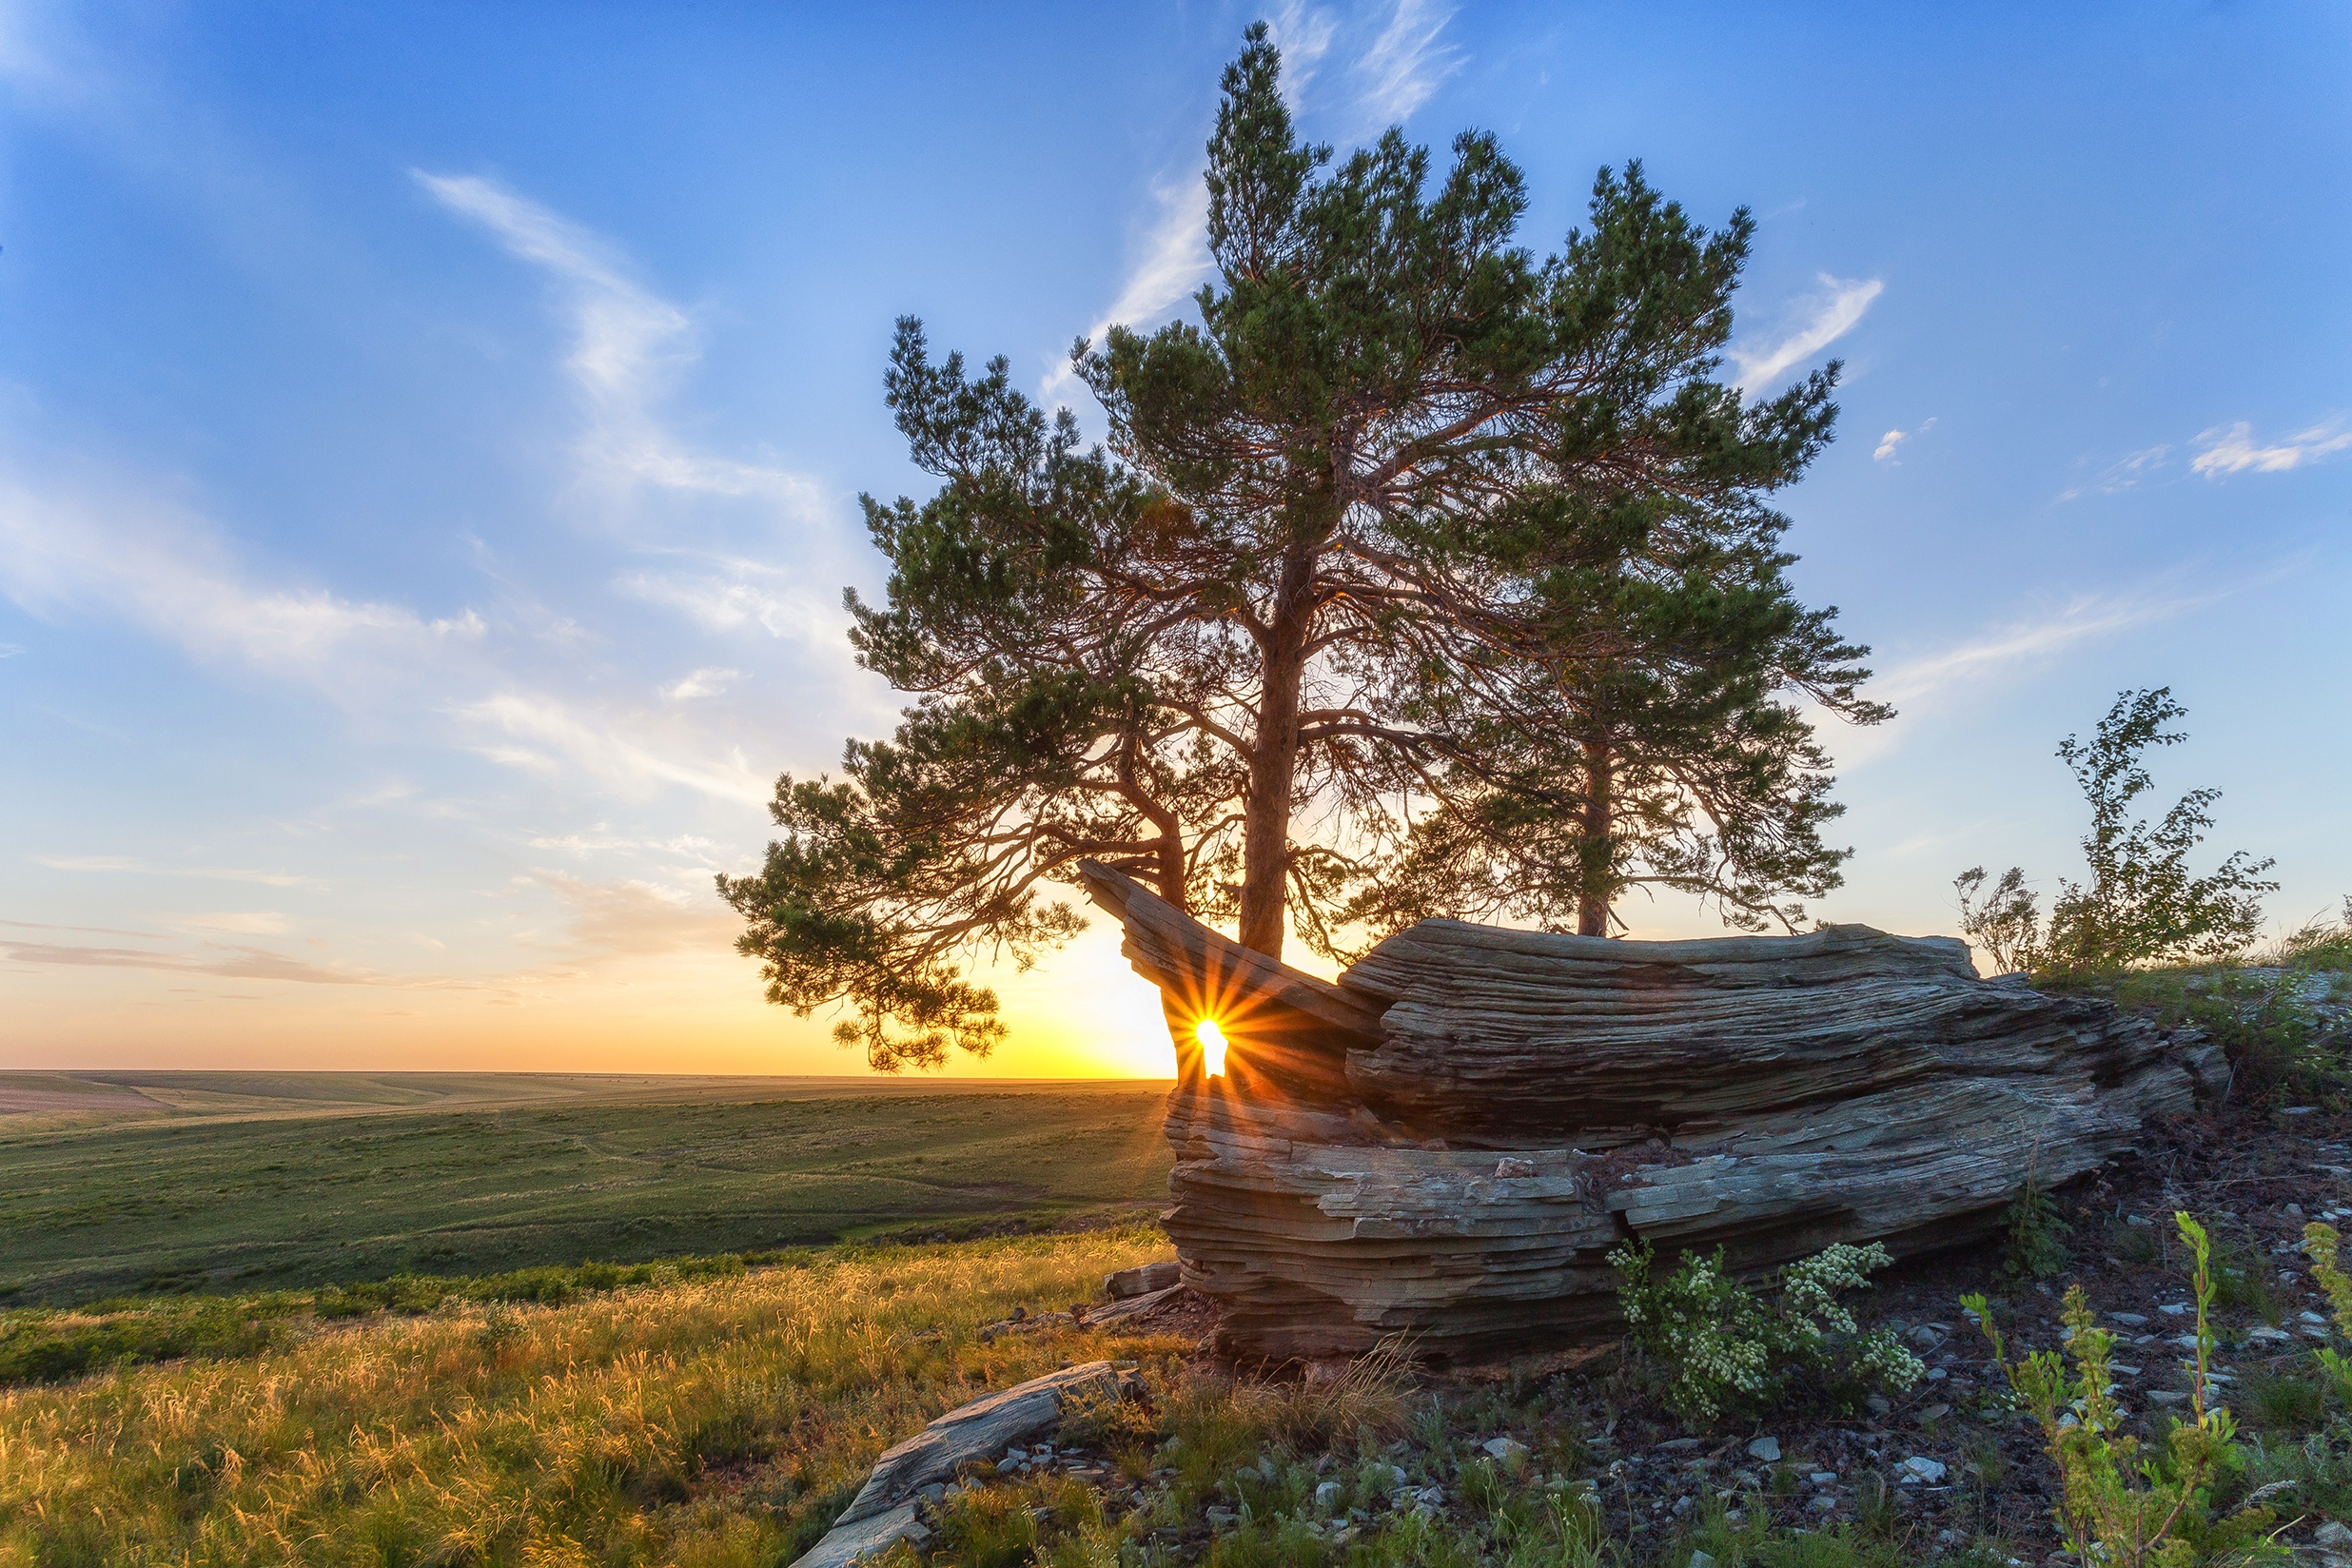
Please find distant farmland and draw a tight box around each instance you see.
[0,1072,1173,1303]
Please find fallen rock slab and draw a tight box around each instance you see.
[1105,1260,1182,1299]
[1076,859,2225,1363]
[789,1361,1127,1568]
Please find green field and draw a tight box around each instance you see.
[0,1071,1173,1304]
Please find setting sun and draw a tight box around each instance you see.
[1193,1017,1228,1077]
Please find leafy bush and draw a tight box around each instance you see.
[1956,688,2275,973]
[0,1302,283,1385]
[1608,1239,1922,1428]
[1965,1212,2281,1568]
[2302,1221,2352,1404]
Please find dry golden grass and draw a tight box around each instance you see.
[0,1231,1179,1567]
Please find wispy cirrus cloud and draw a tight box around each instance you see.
[1729,274,1884,395]
[2189,419,2352,478]
[415,171,826,518]
[34,854,329,890]
[2059,443,2171,500]
[1040,0,1467,406]
[0,469,484,676]
[0,935,383,985]
[457,690,770,805]
[1352,0,1461,124]
[1821,570,2267,771]
[1868,583,2232,712]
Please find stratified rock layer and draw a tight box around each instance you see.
[1077,861,2224,1363]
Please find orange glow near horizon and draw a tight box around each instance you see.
[1193,1017,1228,1077]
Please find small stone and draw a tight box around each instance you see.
[1103,1260,1182,1299]
[1926,1367,1949,1381]
[2146,1390,2187,1405]
[1481,1436,1532,1469]
[1315,1480,1343,1513]
[2302,1310,2330,1325]
[2248,1326,2289,1343]
[2109,1311,2149,1326]
[1897,1456,1948,1484]
[2280,1106,2319,1116]
[1919,1404,1952,1423]
[1494,1156,1539,1178]
[1205,1506,1239,1528]
[1909,1323,1944,1349]
[2285,1204,2306,1218]
[1656,1438,1702,1452]
[2157,1303,2190,1317]
[1809,1494,1838,1513]
[1009,1305,1028,1322]
[1866,1395,1893,1419]
[1689,1553,1717,1568]
[2315,1520,2352,1549]
[2127,1214,2154,1226]
[916,1481,946,1504]
[1746,1436,1781,1462]
[1809,1471,1837,1484]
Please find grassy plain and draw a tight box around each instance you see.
[0,1072,1174,1304]
[0,1229,1187,1567]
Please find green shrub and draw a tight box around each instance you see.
[1954,687,2276,973]
[2001,1168,2071,1281]
[1965,1212,2282,1568]
[1609,1239,1922,1428]
[2302,1221,2352,1404]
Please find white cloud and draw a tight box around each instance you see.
[415,170,826,518]
[663,666,738,701]
[458,690,770,805]
[0,934,382,985]
[1872,416,1935,463]
[0,642,23,657]
[2059,443,2170,500]
[1871,585,2226,714]
[1265,1,1339,106]
[1821,574,2260,773]
[1039,0,1471,407]
[180,911,289,935]
[617,563,837,642]
[1730,274,1884,395]
[35,854,327,890]
[0,469,484,674]
[1041,180,1213,404]
[1353,0,1462,124]
[2189,419,2352,478]
[537,871,737,958]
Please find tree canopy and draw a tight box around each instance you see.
[1956,687,2275,972]
[720,25,1883,1068]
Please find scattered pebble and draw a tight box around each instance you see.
[1746,1436,1780,1461]
[1481,1436,1531,1469]
[1897,1456,1947,1485]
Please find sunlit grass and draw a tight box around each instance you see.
[0,1230,1178,1567]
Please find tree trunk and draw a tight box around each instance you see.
[1236,554,1312,959]
[1575,734,1615,937]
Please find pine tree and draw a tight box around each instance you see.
[720,27,1872,1068]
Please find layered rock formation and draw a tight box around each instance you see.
[1078,861,2225,1363]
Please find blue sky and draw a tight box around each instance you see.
[3,2,2346,1075]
